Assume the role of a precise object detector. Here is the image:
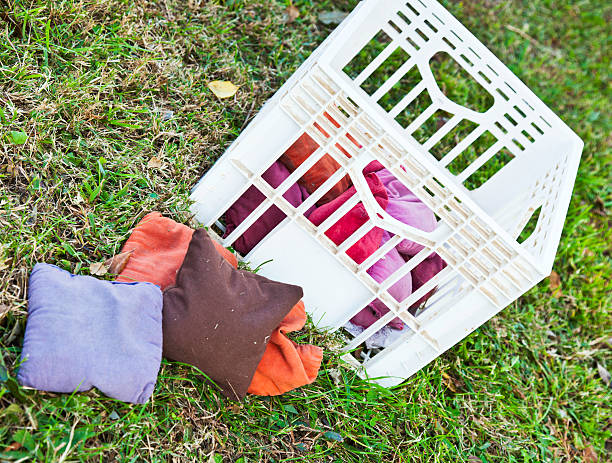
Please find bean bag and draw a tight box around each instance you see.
[280,133,349,206]
[163,229,303,399]
[411,253,447,310]
[224,161,314,256]
[374,168,438,257]
[308,171,389,264]
[18,264,163,404]
[350,232,411,330]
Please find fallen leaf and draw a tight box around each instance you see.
[89,261,108,276]
[208,80,239,99]
[0,303,10,321]
[3,442,22,452]
[104,250,134,275]
[318,10,348,25]
[442,372,457,392]
[582,445,598,462]
[549,270,561,295]
[467,457,482,463]
[283,5,300,23]
[147,156,163,169]
[228,403,241,413]
[597,363,610,386]
[6,130,27,145]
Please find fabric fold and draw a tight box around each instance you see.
[248,301,323,396]
[308,171,389,264]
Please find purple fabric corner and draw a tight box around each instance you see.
[376,168,438,257]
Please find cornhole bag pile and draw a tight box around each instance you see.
[163,229,304,399]
[116,213,323,397]
[18,264,163,404]
[19,214,322,403]
[296,160,446,333]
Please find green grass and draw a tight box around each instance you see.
[1,0,610,461]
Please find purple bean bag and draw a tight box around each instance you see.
[224,161,315,256]
[376,168,438,257]
[18,263,163,404]
[350,232,411,330]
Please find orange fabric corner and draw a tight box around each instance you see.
[248,300,323,396]
[116,212,237,289]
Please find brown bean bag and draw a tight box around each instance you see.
[163,229,303,399]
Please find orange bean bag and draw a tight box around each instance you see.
[280,133,351,206]
[280,113,361,205]
[247,300,322,396]
[116,212,322,395]
[116,212,236,289]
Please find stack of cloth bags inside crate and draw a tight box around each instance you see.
[18,212,323,404]
[222,120,446,350]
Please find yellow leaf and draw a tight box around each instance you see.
[147,156,163,168]
[208,80,239,99]
[284,5,300,23]
[548,270,562,295]
[90,261,108,276]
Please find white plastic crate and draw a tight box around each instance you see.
[190,0,583,386]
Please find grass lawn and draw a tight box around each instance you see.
[1,0,610,461]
